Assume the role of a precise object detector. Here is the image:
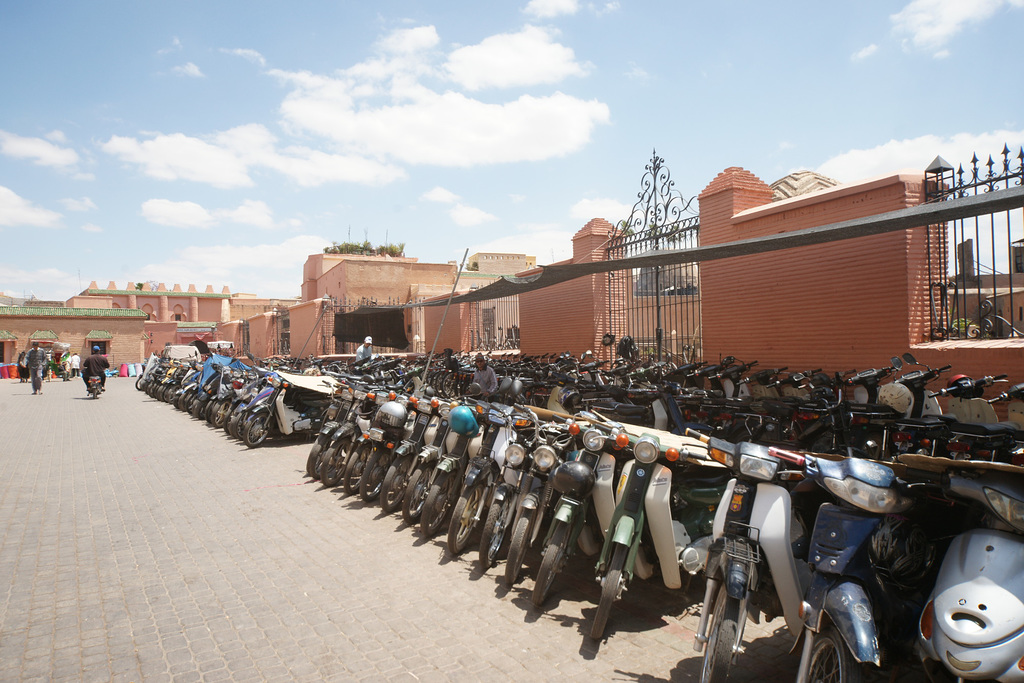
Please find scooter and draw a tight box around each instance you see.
[686,430,810,682]
[589,425,722,640]
[912,455,1024,682]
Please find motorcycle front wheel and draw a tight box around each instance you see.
[342,441,372,495]
[447,485,485,556]
[700,583,742,683]
[478,495,513,570]
[590,543,626,640]
[380,455,413,515]
[243,414,271,448]
[504,509,536,587]
[319,435,353,488]
[358,445,390,503]
[211,400,231,429]
[806,625,863,683]
[532,522,569,607]
[306,436,328,479]
[421,473,456,539]
[402,468,428,526]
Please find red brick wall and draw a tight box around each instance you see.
[520,219,615,357]
[698,168,932,372]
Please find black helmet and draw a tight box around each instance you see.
[617,335,638,361]
[869,515,935,591]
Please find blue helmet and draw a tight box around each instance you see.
[448,405,479,436]
[92,345,100,353]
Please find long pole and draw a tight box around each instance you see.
[422,249,469,390]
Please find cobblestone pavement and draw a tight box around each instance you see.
[0,377,931,682]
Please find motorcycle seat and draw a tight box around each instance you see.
[951,421,1018,437]
[897,415,956,428]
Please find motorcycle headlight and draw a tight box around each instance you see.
[582,429,605,451]
[326,404,340,420]
[823,477,912,514]
[739,453,779,481]
[439,403,451,418]
[506,443,526,467]
[983,486,1024,532]
[534,444,557,471]
[633,436,659,464]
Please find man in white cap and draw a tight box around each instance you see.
[355,336,373,363]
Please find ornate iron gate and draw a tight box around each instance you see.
[607,151,701,362]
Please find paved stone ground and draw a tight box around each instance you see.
[0,376,931,682]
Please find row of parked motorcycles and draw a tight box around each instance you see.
[135,352,422,448]
[139,346,1024,682]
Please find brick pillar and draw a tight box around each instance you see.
[158,296,169,322]
[190,296,199,322]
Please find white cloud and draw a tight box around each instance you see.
[102,125,404,188]
[449,204,497,227]
[591,1,620,17]
[0,130,79,168]
[0,186,62,228]
[270,25,609,168]
[141,197,278,230]
[60,197,98,212]
[445,26,589,91]
[158,37,183,55]
[470,224,573,264]
[891,0,1022,56]
[817,128,1024,183]
[142,199,216,228]
[103,133,253,188]
[570,197,630,223]
[0,265,80,300]
[851,44,878,61]
[134,234,328,298]
[221,48,266,66]
[81,223,103,233]
[173,62,204,78]
[524,0,580,19]
[625,63,649,81]
[421,186,459,203]
[378,26,441,54]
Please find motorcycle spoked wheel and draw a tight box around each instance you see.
[211,400,231,429]
[805,625,863,683]
[401,468,428,526]
[590,543,627,640]
[243,413,272,449]
[358,445,391,503]
[532,522,569,607]
[504,508,537,587]
[319,435,354,488]
[342,441,373,495]
[380,455,413,515]
[700,583,742,683]
[306,436,328,479]
[421,473,458,540]
[478,496,514,570]
[447,485,486,556]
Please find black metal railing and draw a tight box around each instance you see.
[607,150,701,362]
[925,145,1024,340]
[467,296,519,352]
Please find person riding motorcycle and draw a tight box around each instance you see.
[82,346,110,394]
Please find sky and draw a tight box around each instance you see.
[2,0,1023,301]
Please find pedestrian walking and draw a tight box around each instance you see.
[26,341,47,395]
[17,350,28,383]
[70,352,81,378]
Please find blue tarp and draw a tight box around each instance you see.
[198,354,250,385]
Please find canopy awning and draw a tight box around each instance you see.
[0,330,16,340]
[29,330,58,340]
[85,329,113,339]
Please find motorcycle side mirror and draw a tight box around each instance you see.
[891,356,903,370]
[902,352,918,365]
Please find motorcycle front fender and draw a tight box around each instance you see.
[612,514,636,548]
[521,489,541,511]
[491,482,514,506]
[436,457,457,474]
[823,581,882,666]
[463,459,496,490]
[553,497,579,525]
